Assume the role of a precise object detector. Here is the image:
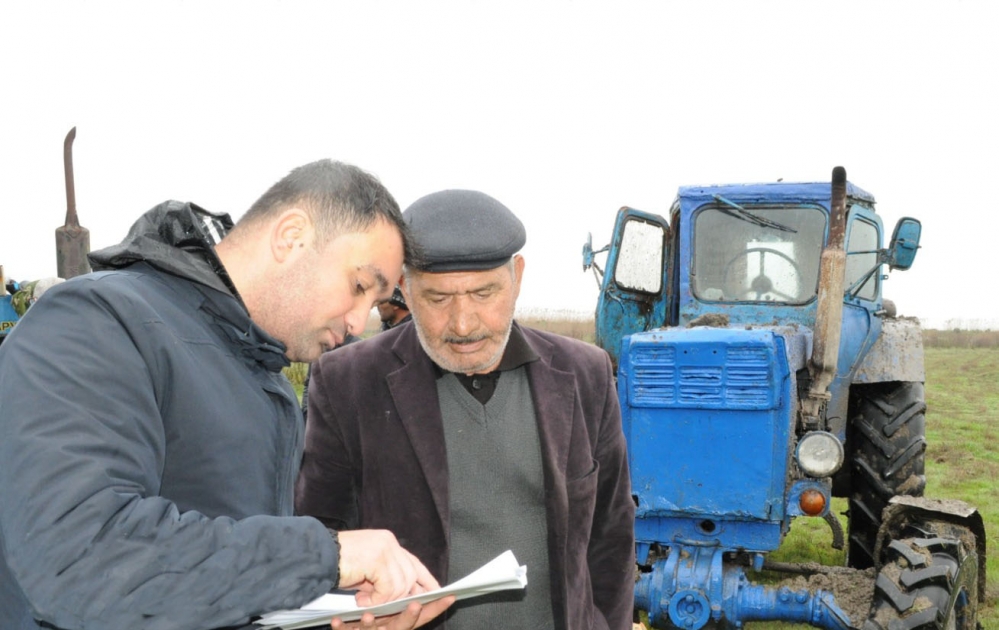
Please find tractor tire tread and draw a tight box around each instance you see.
[846,382,927,569]
[865,522,978,630]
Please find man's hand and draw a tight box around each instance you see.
[336,530,440,605]
[329,598,455,630]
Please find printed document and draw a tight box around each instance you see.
[256,550,527,630]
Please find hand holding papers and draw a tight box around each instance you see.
[257,550,527,630]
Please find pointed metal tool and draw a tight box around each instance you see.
[55,126,92,279]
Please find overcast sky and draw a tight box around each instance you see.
[2,1,997,329]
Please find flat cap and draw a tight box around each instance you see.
[403,189,526,272]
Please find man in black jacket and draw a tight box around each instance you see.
[0,160,451,630]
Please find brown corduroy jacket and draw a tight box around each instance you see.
[296,321,636,630]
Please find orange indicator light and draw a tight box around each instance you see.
[799,489,826,516]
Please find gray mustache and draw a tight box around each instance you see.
[444,334,489,345]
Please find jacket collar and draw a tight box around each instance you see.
[89,200,236,298]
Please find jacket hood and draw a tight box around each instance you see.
[89,200,235,296]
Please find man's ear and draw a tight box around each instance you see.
[269,208,312,263]
[399,273,413,304]
[511,255,526,296]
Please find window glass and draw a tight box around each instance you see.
[693,205,827,304]
[845,218,879,301]
[614,219,664,293]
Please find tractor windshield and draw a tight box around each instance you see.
[693,205,827,304]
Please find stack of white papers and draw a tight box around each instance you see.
[257,550,527,630]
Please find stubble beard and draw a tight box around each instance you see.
[413,316,514,375]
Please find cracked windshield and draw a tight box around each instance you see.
[693,205,827,304]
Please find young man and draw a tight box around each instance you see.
[0,160,451,630]
[297,189,636,630]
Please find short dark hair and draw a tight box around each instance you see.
[235,159,419,266]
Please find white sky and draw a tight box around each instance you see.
[2,1,997,329]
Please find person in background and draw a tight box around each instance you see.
[0,159,452,630]
[297,189,635,630]
[378,285,412,331]
[303,286,408,420]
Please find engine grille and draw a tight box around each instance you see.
[630,343,773,409]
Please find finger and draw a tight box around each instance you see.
[413,596,455,628]
[375,550,423,605]
[378,602,420,630]
[406,552,441,592]
[368,561,407,605]
[330,611,379,630]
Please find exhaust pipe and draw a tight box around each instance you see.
[55,126,92,279]
[801,166,848,430]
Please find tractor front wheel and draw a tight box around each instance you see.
[846,381,927,569]
[863,519,979,630]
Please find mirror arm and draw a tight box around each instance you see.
[590,263,605,287]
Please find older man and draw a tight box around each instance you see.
[297,190,635,630]
[0,160,451,630]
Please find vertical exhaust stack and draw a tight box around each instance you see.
[801,166,848,430]
[55,126,92,279]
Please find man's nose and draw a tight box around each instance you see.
[344,302,370,336]
[450,300,477,336]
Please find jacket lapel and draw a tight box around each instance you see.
[386,326,451,533]
[523,328,576,478]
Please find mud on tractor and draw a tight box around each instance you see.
[583,167,985,629]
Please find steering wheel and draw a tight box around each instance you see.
[722,247,802,301]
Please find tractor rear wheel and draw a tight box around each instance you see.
[846,381,927,569]
[863,519,979,630]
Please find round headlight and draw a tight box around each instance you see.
[796,431,844,477]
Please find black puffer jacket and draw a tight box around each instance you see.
[0,201,337,630]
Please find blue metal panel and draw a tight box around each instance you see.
[634,516,784,552]
[1,294,20,341]
[677,181,875,206]
[621,327,794,552]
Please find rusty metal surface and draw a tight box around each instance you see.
[55,126,92,279]
[802,167,849,425]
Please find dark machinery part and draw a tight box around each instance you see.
[55,126,91,279]
[864,519,979,629]
[846,381,927,569]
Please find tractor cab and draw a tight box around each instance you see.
[583,180,922,368]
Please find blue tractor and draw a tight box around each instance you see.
[583,168,985,629]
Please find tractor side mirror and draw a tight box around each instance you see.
[582,232,610,287]
[582,233,595,271]
[887,217,921,271]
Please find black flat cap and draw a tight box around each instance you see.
[403,189,526,272]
